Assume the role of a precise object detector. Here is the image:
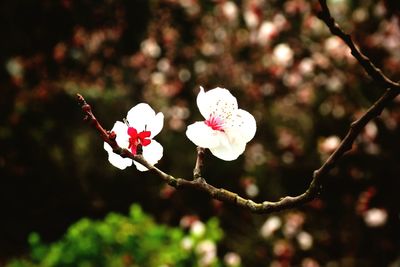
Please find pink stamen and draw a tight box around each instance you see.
[205,115,224,131]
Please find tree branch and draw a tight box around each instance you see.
[77,86,397,213]
[315,0,400,90]
[76,2,400,214]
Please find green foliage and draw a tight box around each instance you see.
[7,204,233,267]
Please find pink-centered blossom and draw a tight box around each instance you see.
[186,87,256,161]
[104,103,164,171]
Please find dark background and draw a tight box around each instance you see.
[1,0,400,266]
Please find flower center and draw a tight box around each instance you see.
[204,115,225,131]
[127,127,151,154]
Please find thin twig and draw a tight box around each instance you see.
[193,147,205,179]
[316,0,400,90]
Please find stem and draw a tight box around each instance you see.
[193,147,205,179]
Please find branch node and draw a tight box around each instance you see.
[108,131,116,140]
[167,177,178,188]
[195,177,206,184]
[82,104,91,113]
[350,121,358,129]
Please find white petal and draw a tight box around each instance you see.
[225,109,257,143]
[103,142,132,169]
[186,121,224,148]
[111,121,129,149]
[196,86,238,120]
[210,141,246,161]
[134,140,164,171]
[126,103,156,132]
[133,161,148,172]
[147,112,164,138]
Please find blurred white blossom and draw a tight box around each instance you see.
[273,43,294,67]
[190,220,206,237]
[181,237,194,251]
[297,231,313,250]
[319,135,341,154]
[224,252,242,266]
[260,216,282,238]
[221,1,239,22]
[363,208,388,227]
[196,240,217,267]
[141,38,161,58]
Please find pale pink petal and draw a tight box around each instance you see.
[134,140,164,171]
[126,103,156,132]
[111,121,130,149]
[225,109,257,143]
[186,121,224,148]
[209,141,246,161]
[103,142,133,169]
[147,112,164,138]
[196,87,238,120]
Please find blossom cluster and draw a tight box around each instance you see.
[104,86,256,170]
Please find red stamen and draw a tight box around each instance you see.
[204,115,224,131]
[127,127,152,154]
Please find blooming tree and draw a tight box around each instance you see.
[77,0,400,215]
[4,0,400,265]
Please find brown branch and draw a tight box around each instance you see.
[77,86,398,213]
[193,147,205,179]
[76,2,400,214]
[315,0,400,90]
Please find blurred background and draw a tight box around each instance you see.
[1,0,400,266]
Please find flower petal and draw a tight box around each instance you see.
[126,103,156,132]
[196,86,238,120]
[225,109,257,143]
[134,140,164,171]
[209,141,246,161]
[128,127,138,137]
[186,121,224,148]
[141,138,151,146]
[138,131,151,139]
[112,121,129,149]
[104,142,133,169]
[147,112,164,138]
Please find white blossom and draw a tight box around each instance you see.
[104,103,164,171]
[181,237,194,251]
[319,135,341,154]
[186,87,256,161]
[297,231,313,250]
[224,252,241,266]
[141,38,161,58]
[190,220,206,237]
[363,208,388,227]
[260,216,282,238]
[221,1,239,22]
[257,21,277,45]
[273,43,294,67]
[196,240,217,267]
